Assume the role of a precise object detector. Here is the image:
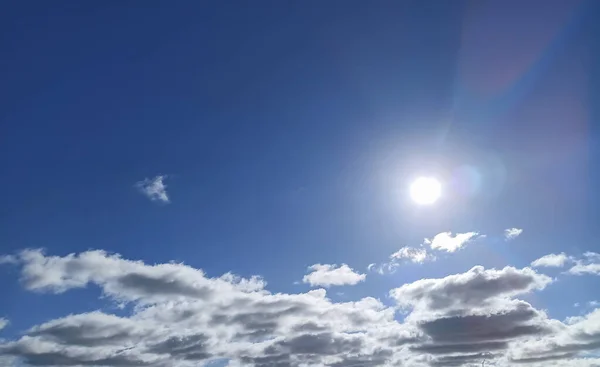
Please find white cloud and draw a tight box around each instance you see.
[135,175,169,203]
[509,307,600,364]
[424,231,481,252]
[368,247,434,275]
[531,253,570,268]
[1,250,416,367]
[584,252,600,261]
[566,252,600,275]
[390,265,552,313]
[504,228,523,240]
[569,262,600,275]
[302,264,366,287]
[2,249,600,367]
[0,318,8,331]
[390,247,431,264]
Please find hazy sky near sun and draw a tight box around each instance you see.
[1,1,600,367]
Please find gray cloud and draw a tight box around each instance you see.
[430,353,497,367]
[510,308,600,364]
[27,312,146,347]
[1,249,599,367]
[418,301,552,344]
[390,265,552,312]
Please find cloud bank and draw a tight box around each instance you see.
[1,249,599,367]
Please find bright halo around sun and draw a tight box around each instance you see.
[410,177,441,205]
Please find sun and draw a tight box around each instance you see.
[410,177,441,205]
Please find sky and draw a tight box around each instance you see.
[1,1,600,366]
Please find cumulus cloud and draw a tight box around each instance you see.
[509,308,600,364]
[531,253,571,268]
[505,228,523,240]
[135,175,169,203]
[390,265,552,312]
[424,231,481,252]
[1,250,411,367]
[1,249,598,367]
[389,266,558,365]
[302,264,366,287]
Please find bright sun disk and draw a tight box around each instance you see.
[410,177,441,205]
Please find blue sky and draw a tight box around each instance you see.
[2,1,600,366]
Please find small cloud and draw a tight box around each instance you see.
[0,255,18,265]
[504,228,523,241]
[302,264,366,287]
[568,262,600,275]
[425,231,481,252]
[369,247,434,275]
[0,318,8,331]
[574,302,580,308]
[135,175,170,203]
[390,246,432,264]
[531,253,570,268]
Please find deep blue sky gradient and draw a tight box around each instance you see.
[2,0,600,338]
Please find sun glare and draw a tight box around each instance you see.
[410,177,441,205]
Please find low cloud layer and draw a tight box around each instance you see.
[0,249,598,367]
[302,264,366,287]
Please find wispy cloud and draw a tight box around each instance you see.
[569,262,600,275]
[0,318,8,331]
[135,175,170,203]
[0,255,17,265]
[424,231,481,252]
[565,252,600,275]
[390,246,433,264]
[504,228,523,241]
[302,264,366,287]
[531,253,571,268]
[369,247,434,275]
